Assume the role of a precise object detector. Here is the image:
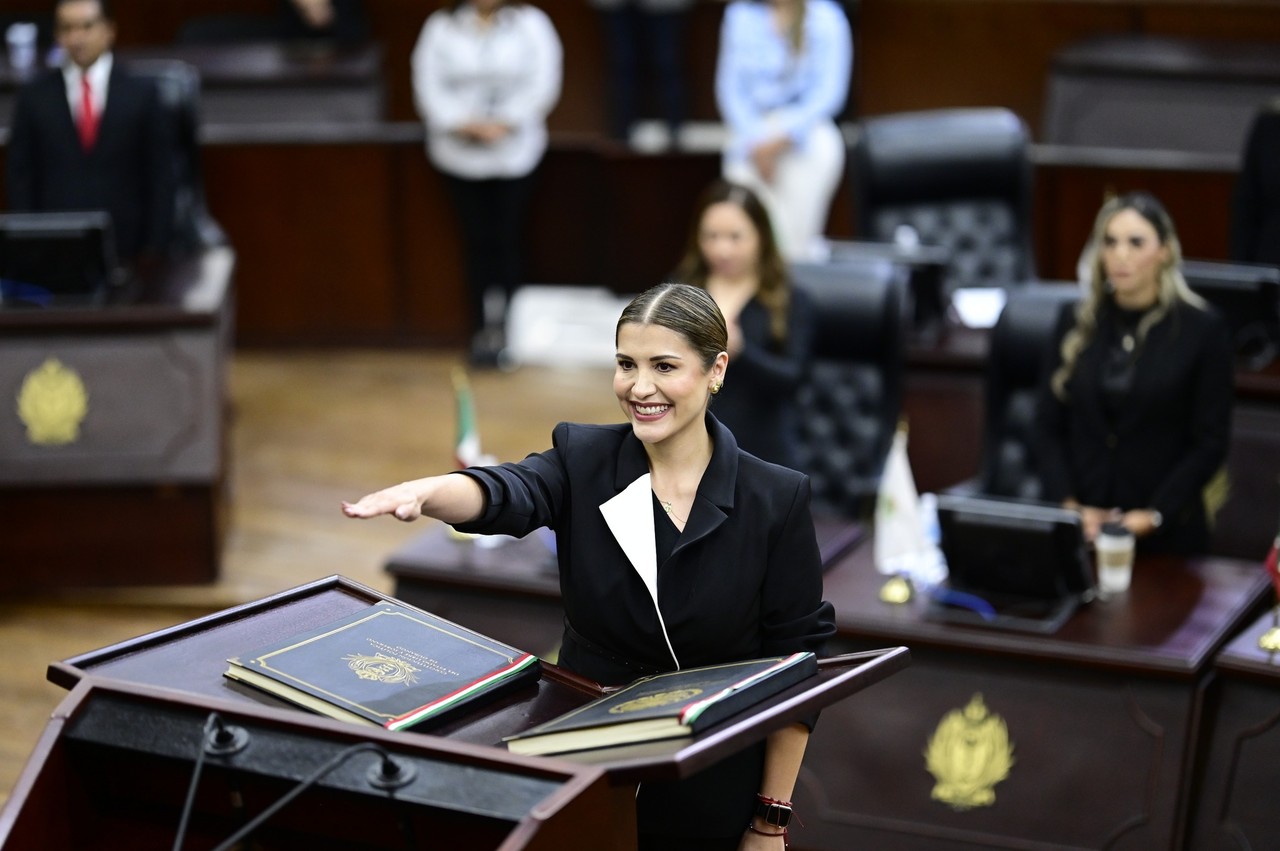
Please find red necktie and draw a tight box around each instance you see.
[78,74,98,151]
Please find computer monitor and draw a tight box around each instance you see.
[928,494,1094,634]
[1182,258,1280,370]
[0,211,117,307]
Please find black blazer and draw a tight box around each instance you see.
[6,63,175,263]
[456,414,835,839]
[1033,299,1234,553]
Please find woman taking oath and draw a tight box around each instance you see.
[675,179,815,469]
[1034,191,1234,554]
[344,283,835,850]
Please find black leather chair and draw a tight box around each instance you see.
[1231,98,1280,266]
[1180,258,1280,371]
[849,107,1036,295]
[976,283,1079,500]
[130,60,228,257]
[790,255,906,518]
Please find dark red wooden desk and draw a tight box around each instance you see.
[384,519,1269,849]
[1185,603,1280,848]
[796,538,1270,851]
[0,247,236,591]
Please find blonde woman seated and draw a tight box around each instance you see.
[1034,191,1234,554]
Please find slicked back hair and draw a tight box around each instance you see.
[616,282,728,371]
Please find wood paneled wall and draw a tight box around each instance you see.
[7,1,1280,133]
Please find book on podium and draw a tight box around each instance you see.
[504,652,818,756]
[223,601,541,731]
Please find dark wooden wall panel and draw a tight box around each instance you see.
[10,0,1279,135]
[394,143,472,344]
[1033,165,1235,283]
[202,144,399,344]
[856,1,1135,134]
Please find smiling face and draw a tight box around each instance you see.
[55,0,115,71]
[1102,208,1169,309]
[698,201,762,283]
[614,322,726,449]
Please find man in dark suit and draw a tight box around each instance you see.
[5,0,174,267]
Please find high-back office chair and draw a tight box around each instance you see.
[1231,98,1280,266]
[1181,258,1280,370]
[790,256,905,518]
[849,107,1036,295]
[977,283,1079,500]
[130,60,228,256]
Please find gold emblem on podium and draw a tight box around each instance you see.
[924,693,1015,810]
[344,653,421,686]
[17,358,89,446]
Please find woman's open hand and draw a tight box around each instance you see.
[342,482,428,521]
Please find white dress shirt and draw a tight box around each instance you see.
[411,3,563,179]
[62,52,113,124]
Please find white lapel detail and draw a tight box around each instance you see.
[599,473,680,669]
[601,473,659,604]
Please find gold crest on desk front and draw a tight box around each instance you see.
[17,358,88,446]
[924,693,1015,810]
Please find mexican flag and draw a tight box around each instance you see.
[452,367,482,469]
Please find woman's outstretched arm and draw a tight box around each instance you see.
[341,473,485,525]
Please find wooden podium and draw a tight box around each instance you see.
[2,576,909,850]
[0,678,630,850]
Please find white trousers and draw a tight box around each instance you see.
[723,118,846,262]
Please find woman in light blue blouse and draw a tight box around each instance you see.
[715,0,852,262]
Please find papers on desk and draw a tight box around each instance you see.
[950,287,1008,329]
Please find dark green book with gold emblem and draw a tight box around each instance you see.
[504,652,816,756]
[224,602,540,732]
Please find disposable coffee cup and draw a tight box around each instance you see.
[1095,522,1135,597]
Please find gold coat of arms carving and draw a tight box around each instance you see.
[924,693,1015,810]
[17,358,88,446]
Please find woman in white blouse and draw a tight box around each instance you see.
[715,0,852,262]
[411,0,562,366]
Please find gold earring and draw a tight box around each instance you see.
[711,381,722,395]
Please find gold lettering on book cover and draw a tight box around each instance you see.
[17,358,88,446]
[344,653,420,686]
[609,688,703,715]
[924,693,1015,810]
[367,639,462,678]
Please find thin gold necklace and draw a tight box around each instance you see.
[659,499,687,525]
